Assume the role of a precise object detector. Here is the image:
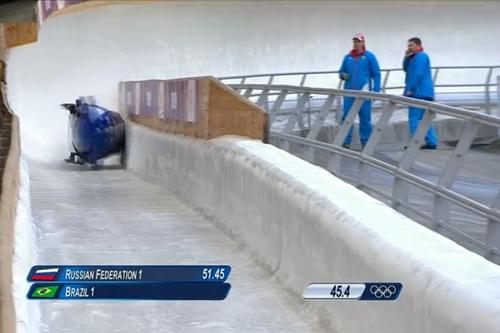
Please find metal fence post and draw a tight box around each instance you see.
[432,68,440,85]
[333,96,364,146]
[270,89,288,124]
[392,108,436,211]
[307,94,335,140]
[256,89,269,108]
[284,92,309,133]
[382,70,390,93]
[432,121,479,229]
[485,67,493,114]
[497,75,500,122]
[335,80,343,125]
[300,74,307,87]
[486,190,500,258]
[244,88,253,99]
[358,101,396,187]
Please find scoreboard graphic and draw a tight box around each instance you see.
[27,266,403,302]
[303,283,403,301]
[27,265,231,301]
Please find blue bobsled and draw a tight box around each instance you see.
[61,99,125,166]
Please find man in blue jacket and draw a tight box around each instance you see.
[403,37,438,149]
[339,33,381,149]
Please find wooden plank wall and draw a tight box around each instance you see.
[3,22,38,48]
[0,34,19,333]
[208,79,268,141]
[122,77,268,142]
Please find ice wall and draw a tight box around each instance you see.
[127,122,500,333]
[12,157,39,333]
[6,0,500,161]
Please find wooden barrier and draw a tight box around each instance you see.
[2,0,134,48]
[3,23,38,48]
[0,60,19,333]
[37,0,158,25]
[119,76,268,142]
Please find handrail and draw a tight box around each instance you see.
[220,65,500,113]
[230,83,500,261]
[220,65,500,81]
[230,84,500,126]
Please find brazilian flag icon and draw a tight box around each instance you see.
[31,286,59,298]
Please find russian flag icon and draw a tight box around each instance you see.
[31,268,59,281]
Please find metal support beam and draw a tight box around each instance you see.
[399,108,436,170]
[269,89,288,122]
[363,101,396,156]
[358,101,396,186]
[497,75,500,121]
[485,67,493,114]
[300,74,307,86]
[333,97,364,146]
[432,121,479,228]
[256,89,269,108]
[382,70,390,93]
[392,108,436,209]
[486,190,500,258]
[244,88,253,99]
[306,94,335,140]
[284,92,310,133]
[432,68,440,85]
[335,80,343,124]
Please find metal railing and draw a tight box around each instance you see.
[497,75,500,119]
[220,65,500,113]
[230,83,500,262]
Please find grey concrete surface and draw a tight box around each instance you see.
[29,160,322,333]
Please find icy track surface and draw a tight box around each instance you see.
[28,160,322,333]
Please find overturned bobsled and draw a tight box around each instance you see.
[61,99,125,167]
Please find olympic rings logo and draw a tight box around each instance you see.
[369,284,397,298]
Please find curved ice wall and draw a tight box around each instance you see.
[5,0,500,160]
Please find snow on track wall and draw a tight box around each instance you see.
[127,122,500,333]
[12,157,39,333]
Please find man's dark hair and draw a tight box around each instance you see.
[408,37,422,45]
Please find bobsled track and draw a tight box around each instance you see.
[2,1,500,333]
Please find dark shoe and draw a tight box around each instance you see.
[64,152,76,163]
[420,144,437,150]
[404,144,437,150]
[342,143,350,149]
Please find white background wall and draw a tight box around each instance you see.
[5,0,500,160]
